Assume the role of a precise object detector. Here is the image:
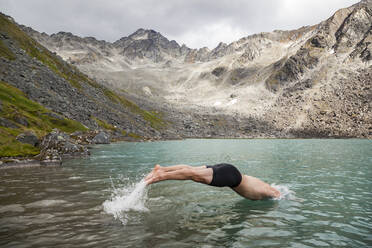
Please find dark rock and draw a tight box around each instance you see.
[92,131,110,144]
[16,131,39,146]
[211,66,227,77]
[0,117,18,128]
[13,115,29,127]
[229,68,253,85]
[266,48,319,91]
[310,35,327,48]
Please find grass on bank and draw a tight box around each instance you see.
[103,89,167,130]
[91,117,144,140]
[0,39,16,60]
[0,127,40,157]
[0,81,87,157]
[92,116,117,131]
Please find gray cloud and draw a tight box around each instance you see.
[0,0,360,49]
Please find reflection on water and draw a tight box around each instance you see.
[0,139,371,247]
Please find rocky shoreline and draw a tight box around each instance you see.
[2,128,369,169]
[0,128,120,168]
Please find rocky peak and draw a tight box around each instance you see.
[114,28,180,49]
[112,28,184,62]
[265,0,372,92]
[334,1,372,53]
[180,44,191,55]
[209,42,229,59]
[49,31,111,47]
[128,28,154,40]
[49,31,83,44]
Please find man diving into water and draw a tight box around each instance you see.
[145,163,280,200]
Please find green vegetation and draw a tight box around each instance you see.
[92,116,117,131]
[128,132,142,139]
[90,116,143,140]
[0,128,40,157]
[142,110,166,130]
[103,89,167,130]
[0,81,87,157]
[0,39,16,60]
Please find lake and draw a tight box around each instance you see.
[1,139,371,247]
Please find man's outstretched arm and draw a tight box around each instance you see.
[145,164,212,185]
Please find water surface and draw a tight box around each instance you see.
[1,139,371,247]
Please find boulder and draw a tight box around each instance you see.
[211,66,227,77]
[16,131,39,146]
[92,131,110,144]
[36,129,89,161]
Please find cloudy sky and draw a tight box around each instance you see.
[0,0,360,49]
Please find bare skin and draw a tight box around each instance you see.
[145,164,280,200]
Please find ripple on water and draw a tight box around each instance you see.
[0,139,371,248]
[26,200,67,208]
[68,176,82,180]
[0,204,25,213]
[238,227,293,238]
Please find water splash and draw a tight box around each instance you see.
[271,184,296,200]
[103,179,149,225]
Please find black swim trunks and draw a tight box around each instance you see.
[206,163,242,188]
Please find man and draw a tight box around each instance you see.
[145,163,280,200]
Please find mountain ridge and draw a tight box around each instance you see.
[20,0,371,139]
[1,0,371,149]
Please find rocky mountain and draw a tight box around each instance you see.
[0,12,189,159]
[29,0,372,138]
[2,0,371,150]
[1,10,259,161]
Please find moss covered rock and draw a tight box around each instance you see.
[16,131,39,146]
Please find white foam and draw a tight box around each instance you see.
[102,179,149,225]
[271,184,296,200]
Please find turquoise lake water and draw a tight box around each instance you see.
[0,139,371,247]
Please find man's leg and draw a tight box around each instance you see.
[145,164,212,185]
[232,175,280,200]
